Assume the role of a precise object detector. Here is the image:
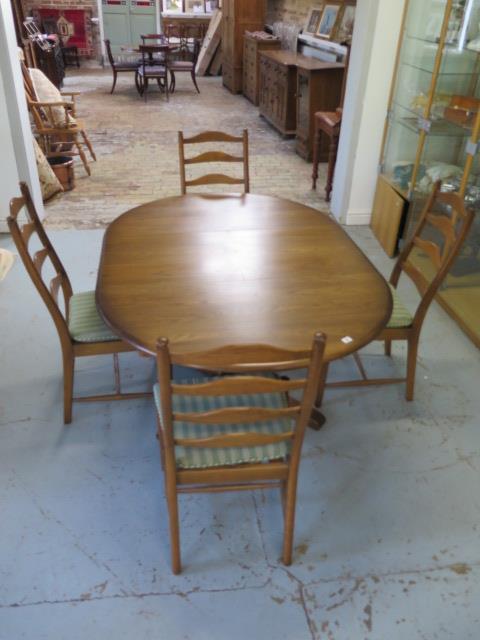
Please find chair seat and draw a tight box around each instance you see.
[387,285,414,328]
[153,380,292,469]
[115,62,140,71]
[169,61,194,71]
[138,65,166,77]
[69,290,119,343]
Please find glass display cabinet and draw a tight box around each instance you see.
[371,0,480,348]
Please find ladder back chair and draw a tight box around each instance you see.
[154,333,327,574]
[178,130,250,194]
[7,182,151,424]
[326,182,475,401]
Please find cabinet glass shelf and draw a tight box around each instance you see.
[373,0,480,347]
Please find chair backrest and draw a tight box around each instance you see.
[21,60,37,103]
[391,181,475,329]
[156,333,326,469]
[141,33,167,44]
[104,39,115,68]
[178,130,250,194]
[7,182,73,347]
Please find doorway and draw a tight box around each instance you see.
[102,0,157,54]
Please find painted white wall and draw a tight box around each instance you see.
[331,0,406,225]
[0,0,43,232]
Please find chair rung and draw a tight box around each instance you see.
[185,151,244,165]
[172,376,306,397]
[174,431,294,449]
[174,405,299,424]
[178,481,282,494]
[183,131,244,144]
[325,377,406,388]
[185,174,244,187]
[74,391,153,403]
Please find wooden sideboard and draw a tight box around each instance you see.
[259,50,344,161]
[223,0,266,94]
[259,50,298,136]
[296,60,344,161]
[243,34,280,106]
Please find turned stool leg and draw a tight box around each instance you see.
[325,133,339,202]
[311,123,321,190]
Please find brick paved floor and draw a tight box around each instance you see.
[44,67,329,228]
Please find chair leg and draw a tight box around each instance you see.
[405,336,419,401]
[282,470,299,566]
[169,71,176,93]
[110,70,117,94]
[315,363,329,407]
[80,130,96,162]
[135,71,142,96]
[164,458,181,574]
[63,353,75,424]
[191,70,200,94]
[165,74,169,102]
[385,339,392,356]
[74,139,91,176]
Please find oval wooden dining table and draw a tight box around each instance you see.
[96,193,392,369]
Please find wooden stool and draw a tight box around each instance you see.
[311,108,342,202]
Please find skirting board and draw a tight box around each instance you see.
[343,209,372,226]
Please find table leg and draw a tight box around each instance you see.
[311,123,321,190]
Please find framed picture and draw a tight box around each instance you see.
[316,3,341,39]
[162,0,183,12]
[304,7,323,36]
[185,0,205,12]
[336,5,356,42]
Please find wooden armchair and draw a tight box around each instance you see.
[22,61,96,176]
[154,333,326,573]
[178,130,250,194]
[325,183,475,400]
[7,182,151,424]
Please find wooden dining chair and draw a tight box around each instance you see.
[104,39,140,94]
[154,333,327,574]
[326,182,474,401]
[7,182,151,424]
[169,38,201,94]
[178,130,250,194]
[137,43,170,102]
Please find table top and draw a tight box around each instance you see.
[259,50,344,72]
[96,194,392,362]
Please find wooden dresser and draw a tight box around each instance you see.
[259,50,344,161]
[223,0,266,94]
[243,33,280,106]
[296,60,344,161]
[259,51,298,136]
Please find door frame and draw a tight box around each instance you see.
[97,0,162,61]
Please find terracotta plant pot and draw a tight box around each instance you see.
[48,156,75,191]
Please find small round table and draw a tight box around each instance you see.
[96,194,392,365]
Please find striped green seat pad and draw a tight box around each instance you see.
[68,291,118,343]
[153,380,293,469]
[387,285,413,328]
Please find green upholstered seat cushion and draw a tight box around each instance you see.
[68,291,118,343]
[387,284,414,329]
[153,380,293,469]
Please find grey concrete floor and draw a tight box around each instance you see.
[0,226,479,639]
